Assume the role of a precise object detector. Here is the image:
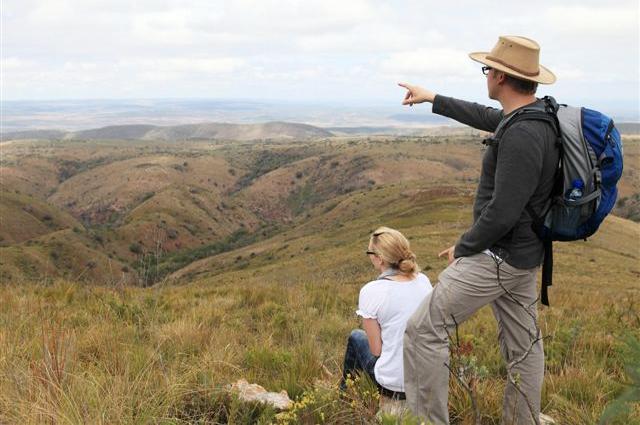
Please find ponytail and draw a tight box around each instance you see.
[369,227,420,276]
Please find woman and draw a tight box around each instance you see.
[340,226,433,399]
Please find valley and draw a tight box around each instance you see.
[1,129,501,284]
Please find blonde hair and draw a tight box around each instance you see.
[369,226,420,276]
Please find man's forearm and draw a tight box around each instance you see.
[432,95,503,132]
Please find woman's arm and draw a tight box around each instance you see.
[362,318,382,356]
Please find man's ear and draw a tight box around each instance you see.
[496,71,506,85]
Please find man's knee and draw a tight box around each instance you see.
[405,292,443,339]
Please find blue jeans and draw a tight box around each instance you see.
[340,329,378,391]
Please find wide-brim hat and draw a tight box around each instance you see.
[469,35,556,84]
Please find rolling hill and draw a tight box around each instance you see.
[1,121,333,142]
[1,132,638,285]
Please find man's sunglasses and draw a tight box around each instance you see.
[482,66,492,75]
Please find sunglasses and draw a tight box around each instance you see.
[481,66,492,76]
[367,231,386,255]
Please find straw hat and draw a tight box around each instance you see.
[469,35,556,84]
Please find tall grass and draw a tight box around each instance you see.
[1,275,638,423]
[1,189,639,423]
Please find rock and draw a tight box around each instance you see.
[230,379,293,410]
[540,413,556,424]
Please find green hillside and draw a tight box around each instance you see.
[0,189,81,245]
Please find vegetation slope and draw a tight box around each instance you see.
[1,179,639,424]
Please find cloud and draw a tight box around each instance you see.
[380,48,476,81]
[2,57,38,70]
[546,5,638,35]
[551,66,587,82]
[129,58,243,74]
[131,10,201,45]
[1,0,638,104]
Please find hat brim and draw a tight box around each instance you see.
[469,52,556,84]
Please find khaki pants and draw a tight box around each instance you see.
[403,253,543,424]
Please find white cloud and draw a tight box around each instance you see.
[2,57,37,70]
[380,48,476,80]
[546,5,638,35]
[551,66,587,82]
[128,58,243,74]
[0,0,637,106]
[131,10,200,45]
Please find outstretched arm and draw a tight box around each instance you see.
[398,82,503,132]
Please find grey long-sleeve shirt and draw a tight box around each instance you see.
[432,95,560,269]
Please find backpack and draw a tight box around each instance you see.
[490,96,624,305]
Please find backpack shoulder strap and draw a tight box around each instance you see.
[527,97,563,306]
[483,97,560,147]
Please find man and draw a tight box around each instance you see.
[398,36,558,424]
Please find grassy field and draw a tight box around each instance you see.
[1,183,639,424]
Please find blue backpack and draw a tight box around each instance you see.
[495,96,624,305]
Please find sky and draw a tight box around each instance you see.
[1,0,639,117]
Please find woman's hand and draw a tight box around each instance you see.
[398,82,436,106]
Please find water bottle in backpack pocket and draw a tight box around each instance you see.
[548,178,590,238]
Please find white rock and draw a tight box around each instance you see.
[540,412,556,424]
[230,379,293,410]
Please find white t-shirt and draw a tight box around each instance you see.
[355,272,432,392]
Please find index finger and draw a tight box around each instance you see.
[438,249,449,258]
[397,82,412,90]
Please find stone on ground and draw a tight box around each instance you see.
[539,412,556,424]
[229,379,293,410]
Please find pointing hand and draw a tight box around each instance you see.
[398,82,436,106]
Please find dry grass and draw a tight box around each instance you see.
[1,185,639,424]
